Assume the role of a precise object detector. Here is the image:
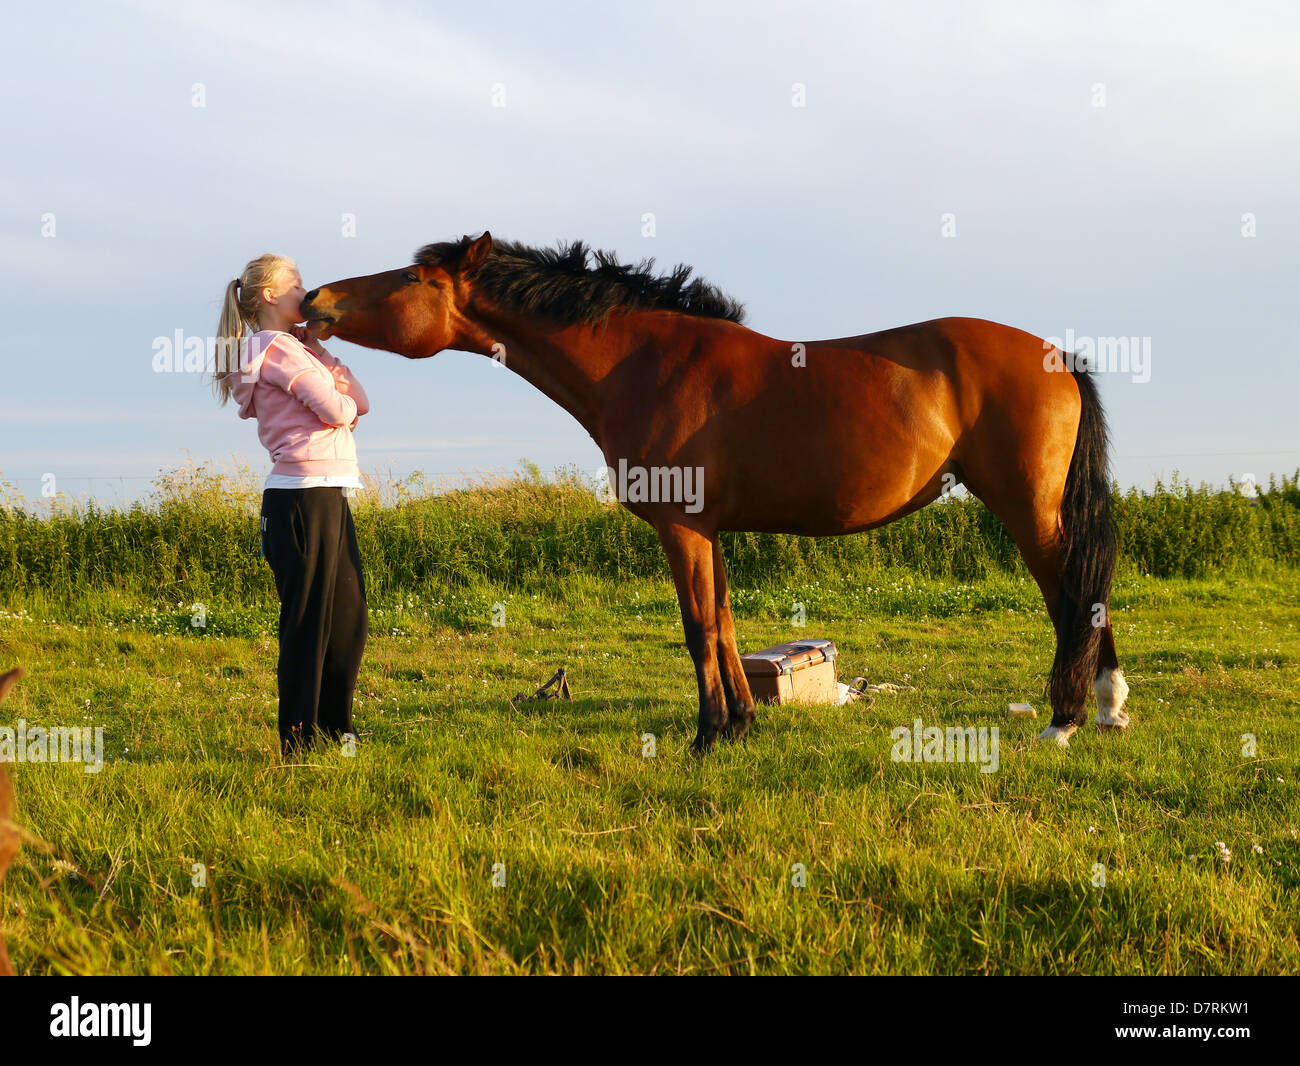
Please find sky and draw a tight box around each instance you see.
[1,0,1296,507]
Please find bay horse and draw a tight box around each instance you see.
[302,233,1129,753]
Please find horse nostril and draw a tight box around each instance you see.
[304,288,320,303]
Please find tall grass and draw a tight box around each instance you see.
[1,462,1297,607]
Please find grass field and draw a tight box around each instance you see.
[1,563,1297,975]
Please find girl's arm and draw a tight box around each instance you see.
[261,335,359,429]
[288,362,359,428]
[293,328,370,417]
[312,344,370,417]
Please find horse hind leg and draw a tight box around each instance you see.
[962,474,1092,747]
[964,364,1122,747]
[1003,514,1123,746]
[1004,523,1093,747]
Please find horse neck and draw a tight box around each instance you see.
[456,301,687,440]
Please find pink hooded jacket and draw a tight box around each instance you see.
[228,330,370,477]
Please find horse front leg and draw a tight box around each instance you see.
[712,539,756,741]
[656,522,728,753]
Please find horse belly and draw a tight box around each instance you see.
[710,371,955,536]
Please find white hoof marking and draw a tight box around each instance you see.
[1037,723,1077,747]
[1095,669,1131,730]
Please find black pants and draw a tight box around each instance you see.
[260,487,368,757]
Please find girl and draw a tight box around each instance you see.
[212,254,370,758]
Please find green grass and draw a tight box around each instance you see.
[3,463,1298,608]
[2,567,1297,975]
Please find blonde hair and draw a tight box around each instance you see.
[210,253,298,405]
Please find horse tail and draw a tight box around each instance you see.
[1048,366,1117,726]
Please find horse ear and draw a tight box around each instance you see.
[462,231,492,274]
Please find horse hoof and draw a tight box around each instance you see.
[726,712,756,742]
[1095,708,1130,731]
[1037,723,1077,748]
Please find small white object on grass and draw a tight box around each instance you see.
[1008,702,1037,718]
[834,677,915,705]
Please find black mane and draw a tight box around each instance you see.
[415,236,746,327]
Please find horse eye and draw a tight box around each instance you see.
[403,271,419,283]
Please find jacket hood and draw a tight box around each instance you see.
[228,333,274,419]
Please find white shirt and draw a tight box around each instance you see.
[264,473,363,497]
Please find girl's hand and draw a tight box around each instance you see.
[291,323,327,356]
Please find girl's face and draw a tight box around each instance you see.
[281,270,307,321]
[260,269,307,326]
